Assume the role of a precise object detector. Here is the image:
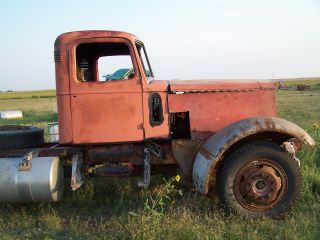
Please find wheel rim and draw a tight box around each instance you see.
[234,159,288,212]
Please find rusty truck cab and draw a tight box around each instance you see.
[54,31,169,145]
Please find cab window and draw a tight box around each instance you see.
[76,42,135,82]
[136,42,154,80]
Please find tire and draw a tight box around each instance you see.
[216,141,302,218]
[0,125,44,150]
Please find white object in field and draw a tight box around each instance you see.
[48,122,59,142]
[0,110,23,119]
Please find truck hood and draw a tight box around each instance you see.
[168,79,276,93]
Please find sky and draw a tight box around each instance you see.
[0,0,319,91]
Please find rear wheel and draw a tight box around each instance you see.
[216,141,302,218]
[0,125,44,150]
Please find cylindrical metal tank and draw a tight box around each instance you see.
[0,156,64,202]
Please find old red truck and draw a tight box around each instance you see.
[0,30,315,218]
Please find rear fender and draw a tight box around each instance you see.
[192,117,315,194]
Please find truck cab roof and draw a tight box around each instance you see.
[54,30,140,47]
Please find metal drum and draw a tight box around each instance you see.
[0,156,64,202]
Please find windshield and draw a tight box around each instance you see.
[136,42,154,81]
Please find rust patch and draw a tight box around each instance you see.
[172,139,203,180]
[198,147,214,161]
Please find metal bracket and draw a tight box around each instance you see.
[137,142,162,189]
[147,141,162,157]
[18,150,40,171]
[281,141,301,167]
[138,147,151,189]
[71,153,83,191]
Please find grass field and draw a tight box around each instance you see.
[0,90,57,142]
[0,90,56,100]
[0,81,320,240]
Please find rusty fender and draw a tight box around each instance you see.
[192,116,316,194]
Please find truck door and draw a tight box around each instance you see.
[68,38,144,144]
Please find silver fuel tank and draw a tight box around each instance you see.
[0,156,64,202]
